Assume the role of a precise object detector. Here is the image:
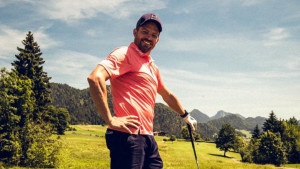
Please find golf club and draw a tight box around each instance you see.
[187,124,200,169]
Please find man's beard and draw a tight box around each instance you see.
[137,39,153,53]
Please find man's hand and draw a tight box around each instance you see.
[184,115,197,131]
[108,115,141,134]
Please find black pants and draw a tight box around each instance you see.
[105,129,163,169]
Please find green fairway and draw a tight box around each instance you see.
[2,125,298,169]
[55,125,286,169]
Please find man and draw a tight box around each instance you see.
[88,13,197,169]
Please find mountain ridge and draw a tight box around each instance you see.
[50,83,267,138]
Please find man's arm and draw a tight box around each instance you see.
[158,86,185,116]
[87,65,140,134]
[158,86,197,131]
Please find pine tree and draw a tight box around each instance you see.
[0,68,34,165]
[252,124,261,139]
[256,131,287,166]
[288,117,299,126]
[263,111,280,133]
[12,31,51,122]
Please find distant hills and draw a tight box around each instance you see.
[190,109,266,129]
[50,83,267,139]
[189,109,210,123]
[190,109,238,122]
[50,83,112,125]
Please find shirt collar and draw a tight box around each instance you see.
[130,42,153,63]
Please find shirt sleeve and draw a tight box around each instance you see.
[99,47,131,80]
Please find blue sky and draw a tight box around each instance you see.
[0,0,299,120]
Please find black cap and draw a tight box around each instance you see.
[136,13,162,32]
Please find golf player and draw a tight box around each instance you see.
[88,13,197,169]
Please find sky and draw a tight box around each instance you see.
[0,0,299,120]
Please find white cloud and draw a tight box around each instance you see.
[263,27,291,46]
[0,24,61,60]
[86,30,97,37]
[161,35,263,59]
[34,26,62,49]
[158,67,300,119]
[265,28,290,41]
[0,25,25,59]
[160,68,300,89]
[161,30,300,73]
[32,0,166,23]
[45,50,102,89]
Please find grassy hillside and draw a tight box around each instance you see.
[3,125,299,169]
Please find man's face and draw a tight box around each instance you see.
[133,22,160,54]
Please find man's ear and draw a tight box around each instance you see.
[133,29,137,37]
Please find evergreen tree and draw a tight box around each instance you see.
[0,68,34,164]
[255,131,287,166]
[215,124,236,157]
[282,121,300,163]
[252,124,261,139]
[263,111,280,133]
[0,32,63,167]
[240,138,259,163]
[287,117,298,126]
[242,112,300,165]
[12,31,51,122]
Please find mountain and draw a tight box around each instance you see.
[189,109,210,123]
[50,83,113,125]
[197,123,218,140]
[208,114,253,131]
[245,116,266,129]
[210,110,230,120]
[154,103,185,137]
[50,83,185,137]
[210,110,246,120]
[50,83,267,139]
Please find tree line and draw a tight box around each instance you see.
[49,83,112,125]
[214,111,300,166]
[0,32,70,168]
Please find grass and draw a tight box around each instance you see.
[236,129,252,138]
[2,125,299,169]
[56,125,110,169]
[283,164,300,168]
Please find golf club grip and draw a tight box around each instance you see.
[187,124,200,169]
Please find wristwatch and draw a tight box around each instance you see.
[180,110,189,118]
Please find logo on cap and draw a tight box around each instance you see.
[150,14,157,19]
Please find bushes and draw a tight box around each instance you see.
[0,121,61,168]
[241,131,287,166]
[241,112,299,166]
[0,69,62,167]
[23,123,61,168]
[0,139,22,165]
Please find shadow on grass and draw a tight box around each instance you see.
[209,153,233,159]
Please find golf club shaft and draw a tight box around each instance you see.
[187,124,200,169]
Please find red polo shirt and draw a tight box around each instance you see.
[100,42,165,135]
